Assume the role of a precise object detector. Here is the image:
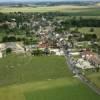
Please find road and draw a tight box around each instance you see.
[62,47,100,95]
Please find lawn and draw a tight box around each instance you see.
[87,72,100,88]
[25,80,100,100]
[0,54,100,100]
[0,55,69,86]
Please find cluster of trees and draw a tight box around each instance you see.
[84,34,97,40]
[61,19,100,27]
[0,12,33,23]
[1,12,100,27]
[6,48,12,54]
[78,34,97,41]
[0,12,54,23]
[2,36,24,42]
[2,36,38,45]
[23,38,38,45]
[32,48,49,56]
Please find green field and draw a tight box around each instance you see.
[0,54,100,100]
[71,27,100,38]
[0,5,90,12]
[87,72,100,88]
[0,55,70,86]
[0,5,100,16]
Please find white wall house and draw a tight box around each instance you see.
[69,52,80,56]
[0,52,3,58]
[49,49,64,56]
[75,58,94,69]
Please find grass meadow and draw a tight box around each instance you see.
[87,72,100,88]
[0,55,100,100]
[71,27,100,38]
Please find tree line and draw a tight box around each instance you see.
[61,19,100,27]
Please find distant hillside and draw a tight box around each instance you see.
[0,1,100,7]
[96,2,100,6]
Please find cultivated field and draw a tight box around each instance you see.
[0,5,89,12]
[0,55,100,100]
[0,5,100,16]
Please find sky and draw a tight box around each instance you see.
[0,0,99,2]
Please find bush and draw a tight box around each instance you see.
[90,28,94,32]
[2,36,16,42]
[32,49,44,56]
[6,48,12,54]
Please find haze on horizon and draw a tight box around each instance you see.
[0,0,99,3]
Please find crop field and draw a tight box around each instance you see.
[0,5,88,12]
[0,54,100,100]
[0,5,100,16]
[0,5,89,12]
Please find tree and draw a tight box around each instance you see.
[6,48,12,54]
[2,36,16,42]
[90,27,94,32]
[32,49,44,56]
[44,48,50,55]
[95,66,99,72]
[83,34,97,41]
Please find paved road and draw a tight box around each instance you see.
[62,47,100,95]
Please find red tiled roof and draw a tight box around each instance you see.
[82,50,100,65]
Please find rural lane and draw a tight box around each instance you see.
[62,47,100,95]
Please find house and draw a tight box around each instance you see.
[55,34,60,38]
[49,48,64,56]
[75,58,94,69]
[38,42,48,49]
[67,49,80,56]
[0,52,3,58]
[0,43,5,51]
[25,45,38,52]
[69,52,80,56]
[81,50,100,67]
[81,50,95,58]
[74,41,91,48]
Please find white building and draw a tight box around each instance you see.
[69,52,80,56]
[0,42,25,53]
[0,52,3,58]
[49,49,64,56]
[75,58,94,69]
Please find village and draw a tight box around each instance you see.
[0,0,100,99]
[0,13,100,73]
